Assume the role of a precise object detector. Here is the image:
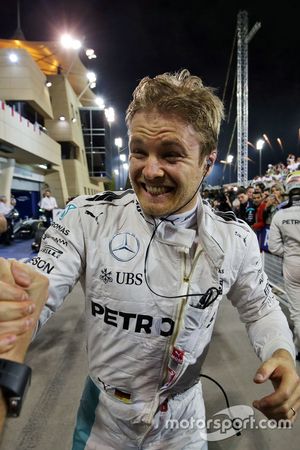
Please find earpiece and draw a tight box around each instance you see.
[206,158,212,168]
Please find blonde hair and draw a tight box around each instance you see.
[126,69,224,155]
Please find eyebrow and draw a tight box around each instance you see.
[129,137,145,145]
[160,139,183,147]
[130,137,184,147]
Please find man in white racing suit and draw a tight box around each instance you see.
[0,70,299,449]
[269,171,300,360]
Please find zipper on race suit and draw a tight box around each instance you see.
[138,246,204,447]
[160,247,203,386]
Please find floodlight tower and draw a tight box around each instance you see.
[237,10,248,186]
[236,11,261,186]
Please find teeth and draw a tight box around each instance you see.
[145,185,169,195]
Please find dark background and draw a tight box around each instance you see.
[1,0,299,184]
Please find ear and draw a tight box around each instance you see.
[205,150,217,174]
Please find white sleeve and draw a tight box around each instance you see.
[228,231,295,361]
[268,214,284,257]
[29,198,86,331]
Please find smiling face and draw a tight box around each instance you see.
[128,110,215,217]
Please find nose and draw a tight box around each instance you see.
[142,156,164,180]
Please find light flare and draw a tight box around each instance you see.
[263,134,273,150]
[247,141,256,149]
[277,138,283,150]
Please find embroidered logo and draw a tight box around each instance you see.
[100,268,113,284]
[59,203,77,220]
[109,233,140,262]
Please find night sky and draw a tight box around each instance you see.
[1,0,299,184]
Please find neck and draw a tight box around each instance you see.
[160,199,199,228]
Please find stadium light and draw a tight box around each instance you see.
[60,34,82,49]
[95,97,105,109]
[77,72,97,101]
[86,48,97,59]
[105,107,115,123]
[114,137,123,149]
[256,139,265,176]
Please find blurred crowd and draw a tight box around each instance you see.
[205,153,300,246]
[204,182,285,235]
[253,153,300,184]
[205,155,300,358]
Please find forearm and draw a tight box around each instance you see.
[246,307,295,361]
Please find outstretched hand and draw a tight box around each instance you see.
[0,258,49,360]
[0,258,49,432]
[253,349,300,422]
[0,259,34,354]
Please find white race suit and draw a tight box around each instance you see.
[30,190,295,449]
[269,204,300,351]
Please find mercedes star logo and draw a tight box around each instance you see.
[109,233,140,262]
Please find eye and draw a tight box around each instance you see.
[130,148,147,159]
[163,152,183,163]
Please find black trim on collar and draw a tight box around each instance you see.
[86,190,134,202]
[214,210,238,222]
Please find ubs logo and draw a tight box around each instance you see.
[109,233,140,262]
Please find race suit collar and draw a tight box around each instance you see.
[196,196,225,269]
[158,202,198,229]
[135,194,225,268]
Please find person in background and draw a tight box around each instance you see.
[271,183,286,207]
[287,154,297,172]
[263,186,271,200]
[263,183,286,225]
[0,196,15,245]
[202,189,210,201]
[236,187,256,226]
[254,182,265,194]
[246,185,254,200]
[252,190,267,249]
[40,190,57,227]
[269,171,300,361]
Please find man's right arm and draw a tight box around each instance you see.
[0,197,86,430]
[29,199,86,331]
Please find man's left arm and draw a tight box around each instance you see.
[228,231,299,421]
